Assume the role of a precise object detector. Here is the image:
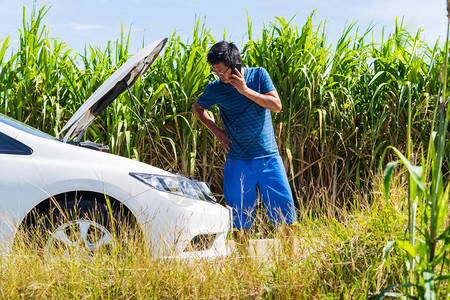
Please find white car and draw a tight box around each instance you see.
[0,38,231,258]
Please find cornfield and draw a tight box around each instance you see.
[0,5,448,211]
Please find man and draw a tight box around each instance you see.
[193,41,297,248]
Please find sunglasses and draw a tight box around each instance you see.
[211,66,230,76]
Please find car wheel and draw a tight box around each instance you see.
[43,199,118,257]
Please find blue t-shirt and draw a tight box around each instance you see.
[197,67,279,160]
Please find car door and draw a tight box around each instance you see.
[0,130,35,253]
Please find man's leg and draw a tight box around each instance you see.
[257,155,298,254]
[223,158,258,254]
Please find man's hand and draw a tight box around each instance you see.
[193,101,232,153]
[215,128,231,153]
[229,68,282,113]
[229,68,247,94]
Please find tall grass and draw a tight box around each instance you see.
[1,182,407,299]
[378,4,450,299]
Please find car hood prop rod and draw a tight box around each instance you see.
[123,80,165,171]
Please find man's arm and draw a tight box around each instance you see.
[240,89,281,113]
[193,101,231,153]
[229,69,282,113]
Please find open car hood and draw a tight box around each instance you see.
[59,38,167,142]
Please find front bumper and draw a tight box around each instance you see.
[124,188,232,258]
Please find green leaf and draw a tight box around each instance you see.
[384,240,395,260]
[0,36,10,64]
[435,275,450,281]
[366,283,414,300]
[391,147,426,192]
[435,181,450,233]
[384,240,396,271]
[368,71,385,86]
[396,240,416,258]
[384,161,398,201]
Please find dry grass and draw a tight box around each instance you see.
[1,186,408,300]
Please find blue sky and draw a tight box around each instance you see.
[0,0,448,55]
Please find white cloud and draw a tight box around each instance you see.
[54,23,107,31]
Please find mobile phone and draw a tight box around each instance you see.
[232,63,242,75]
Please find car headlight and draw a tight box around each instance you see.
[130,173,217,202]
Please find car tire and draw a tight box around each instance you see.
[42,199,118,257]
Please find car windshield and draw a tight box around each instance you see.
[0,113,58,140]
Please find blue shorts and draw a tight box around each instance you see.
[223,155,297,231]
